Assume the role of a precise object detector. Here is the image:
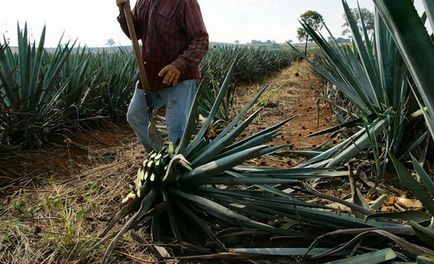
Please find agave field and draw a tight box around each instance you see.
[0,26,298,150]
[1,0,434,263]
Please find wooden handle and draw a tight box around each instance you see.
[123,3,150,92]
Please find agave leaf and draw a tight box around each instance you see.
[161,190,182,241]
[367,211,432,223]
[216,130,277,159]
[208,195,316,227]
[229,167,347,180]
[27,26,45,110]
[208,189,322,209]
[176,87,201,155]
[398,131,429,161]
[318,229,434,258]
[215,84,269,141]
[411,154,434,197]
[207,188,390,229]
[173,199,226,250]
[170,188,287,235]
[369,194,387,210]
[390,154,434,215]
[98,198,141,239]
[324,247,397,264]
[246,189,305,209]
[199,186,321,208]
[327,117,388,167]
[194,176,300,186]
[151,213,163,242]
[181,145,267,181]
[309,117,363,137]
[281,150,323,158]
[282,206,394,229]
[191,107,263,166]
[230,247,347,257]
[417,255,434,264]
[410,220,434,247]
[217,118,292,159]
[375,0,434,119]
[257,145,288,157]
[193,193,308,235]
[297,118,386,168]
[343,0,382,105]
[296,138,355,168]
[233,166,334,175]
[186,54,239,155]
[351,187,370,219]
[60,46,92,109]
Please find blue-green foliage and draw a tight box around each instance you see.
[0,25,299,149]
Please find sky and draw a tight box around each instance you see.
[0,0,428,47]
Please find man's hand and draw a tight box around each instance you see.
[116,0,129,8]
[159,64,181,86]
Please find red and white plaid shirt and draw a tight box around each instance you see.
[120,0,209,90]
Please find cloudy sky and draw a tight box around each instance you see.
[0,0,427,47]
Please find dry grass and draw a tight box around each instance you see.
[0,139,159,263]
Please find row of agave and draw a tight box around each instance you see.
[201,44,298,84]
[293,0,434,213]
[0,26,137,149]
[0,26,298,149]
[97,0,434,262]
[199,44,300,121]
[292,0,434,259]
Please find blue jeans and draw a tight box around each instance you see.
[126,80,196,152]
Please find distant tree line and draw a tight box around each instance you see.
[247,39,281,48]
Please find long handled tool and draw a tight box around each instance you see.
[122,2,164,151]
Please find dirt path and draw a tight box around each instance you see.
[0,61,337,263]
[235,61,336,167]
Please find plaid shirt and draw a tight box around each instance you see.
[118,0,209,90]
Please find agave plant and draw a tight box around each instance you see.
[0,24,75,148]
[374,0,434,247]
[288,0,432,179]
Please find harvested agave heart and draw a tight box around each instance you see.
[122,143,191,203]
